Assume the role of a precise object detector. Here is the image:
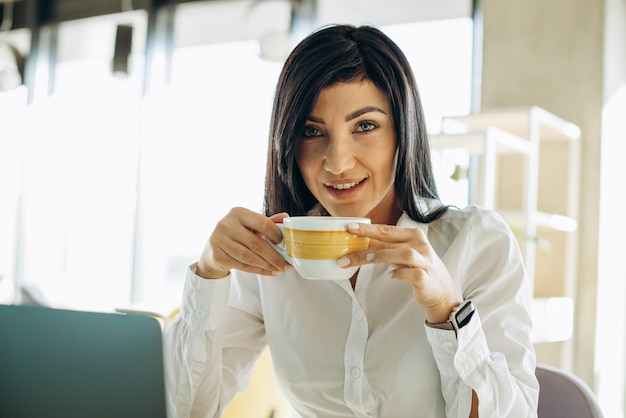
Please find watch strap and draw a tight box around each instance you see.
[424,319,454,330]
[425,300,475,334]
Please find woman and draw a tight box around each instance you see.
[164,24,539,417]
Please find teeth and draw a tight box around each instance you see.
[331,180,361,190]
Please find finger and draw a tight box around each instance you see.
[338,247,428,270]
[388,266,429,284]
[234,208,285,244]
[269,212,290,223]
[212,245,285,276]
[215,233,291,274]
[347,222,426,244]
[213,215,291,273]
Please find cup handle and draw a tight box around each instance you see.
[266,224,291,262]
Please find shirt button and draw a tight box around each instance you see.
[351,368,361,378]
[355,310,364,320]
[195,310,205,319]
[457,353,466,363]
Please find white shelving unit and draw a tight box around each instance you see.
[430,127,535,207]
[430,106,581,349]
[430,126,538,280]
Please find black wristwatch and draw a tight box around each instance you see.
[426,300,476,336]
[449,300,476,334]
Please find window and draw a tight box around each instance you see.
[11,11,147,310]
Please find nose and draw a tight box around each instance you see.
[323,136,355,175]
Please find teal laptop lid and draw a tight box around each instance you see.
[0,304,167,418]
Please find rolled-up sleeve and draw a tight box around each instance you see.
[425,208,539,418]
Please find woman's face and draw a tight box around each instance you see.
[295,79,402,225]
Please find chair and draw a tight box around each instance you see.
[536,363,604,418]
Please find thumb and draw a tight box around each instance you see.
[270,212,290,223]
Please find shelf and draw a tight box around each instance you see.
[434,106,580,360]
[442,106,581,142]
[430,127,536,155]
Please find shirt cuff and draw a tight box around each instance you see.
[453,311,491,379]
[180,263,231,332]
[424,322,459,376]
[424,310,490,378]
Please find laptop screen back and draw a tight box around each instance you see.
[0,304,167,418]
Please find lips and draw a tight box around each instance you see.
[327,180,362,190]
[323,179,366,197]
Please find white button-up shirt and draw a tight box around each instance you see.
[163,206,539,417]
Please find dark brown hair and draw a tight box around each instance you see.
[264,24,447,223]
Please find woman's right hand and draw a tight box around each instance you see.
[196,207,292,279]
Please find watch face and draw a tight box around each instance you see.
[455,301,475,328]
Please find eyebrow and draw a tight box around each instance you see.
[345,106,388,122]
[307,106,388,124]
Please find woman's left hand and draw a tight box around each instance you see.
[338,222,463,323]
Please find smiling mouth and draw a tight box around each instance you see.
[325,179,364,190]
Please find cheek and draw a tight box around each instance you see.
[294,148,315,188]
[294,147,306,175]
[388,148,399,179]
[381,160,397,187]
[295,144,319,178]
[377,143,398,182]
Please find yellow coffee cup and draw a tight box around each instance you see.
[273,216,370,280]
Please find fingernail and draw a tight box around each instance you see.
[365,253,375,262]
[337,257,350,267]
[347,223,360,230]
[284,265,295,274]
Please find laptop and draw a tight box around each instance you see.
[0,304,167,418]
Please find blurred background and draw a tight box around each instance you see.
[0,0,624,416]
